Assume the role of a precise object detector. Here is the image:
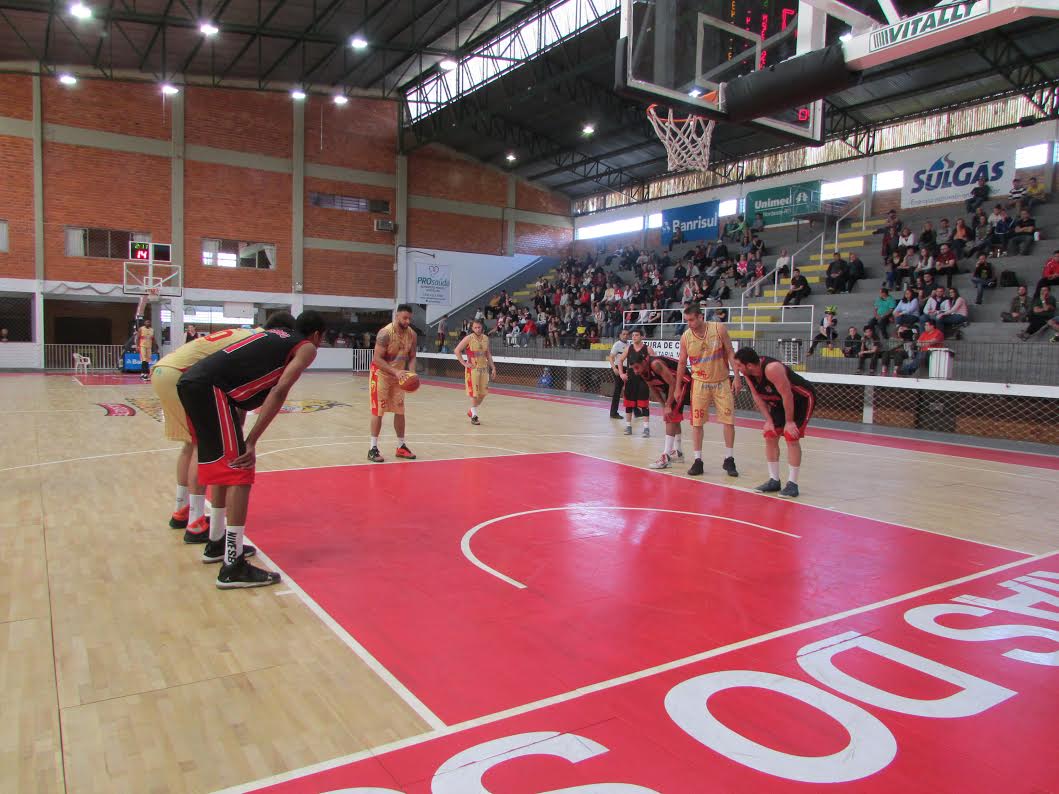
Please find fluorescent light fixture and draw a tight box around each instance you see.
[688,88,703,98]
[439,58,458,71]
[58,73,78,86]
[350,36,368,49]
[582,123,595,135]
[290,89,307,100]
[505,152,517,162]
[333,94,349,105]
[200,22,219,36]
[69,2,91,19]
[1015,142,1049,168]
[839,31,853,42]
[161,83,179,95]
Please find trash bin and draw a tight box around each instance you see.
[928,348,953,379]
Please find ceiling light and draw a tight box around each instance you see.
[350,36,368,49]
[505,153,516,162]
[70,2,91,18]
[688,88,703,98]
[439,58,458,71]
[839,31,853,42]
[161,83,179,95]
[200,22,219,36]
[333,94,349,105]
[291,88,307,100]
[58,73,78,86]
[581,123,595,135]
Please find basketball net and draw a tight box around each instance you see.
[135,284,161,320]
[646,104,716,173]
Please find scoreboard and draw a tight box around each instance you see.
[129,241,172,262]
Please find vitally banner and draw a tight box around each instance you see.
[661,200,720,246]
[901,138,1014,209]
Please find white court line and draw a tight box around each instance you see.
[0,445,182,473]
[569,451,1033,555]
[213,548,1059,794]
[246,538,447,732]
[462,506,799,589]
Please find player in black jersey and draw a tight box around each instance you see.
[732,347,816,498]
[631,352,691,469]
[177,310,325,588]
[617,330,654,437]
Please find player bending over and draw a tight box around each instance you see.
[368,304,418,462]
[630,351,690,469]
[177,311,325,587]
[454,319,496,425]
[732,347,816,499]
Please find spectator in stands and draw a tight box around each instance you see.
[919,286,946,331]
[856,326,880,374]
[967,214,992,259]
[673,261,687,281]
[842,326,862,357]
[919,221,937,257]
[1019,286,1056,340]
[951,217,971,258]
[880,222,898,261]
[1033,250,1059,301]
[894,288,920,328]
[868,287,897,338]
[883,251,901,290]
[874,209,901,235]
[937,287,969,338]
[936,218,952,248]
[895,248,916,290]
[991,208,1014,256]
[775,248,792,278]
[913,246,936,285]
[709,278,731,303]
[1026,176,1047,210]
[1002,285,1031,323]
[735,256,750,287]
[971,255,996,304]
[807,308,838,355]
[825,252,848,294]
[750,260,766,297]
[935,243,959,288]
[965,175,991,213]
[908,319,946,374]
[782,268,811,306]
[880,324,917,376]
[522,316,538,347]
[1008,177,1028,210]
[847,253,866,291]
[896,227,916,257]
[732,214,749,241]
[1049,317,1059,343]
[752,212,766,232]
[1006,209,1037,256]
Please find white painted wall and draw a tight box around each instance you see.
[0,343,42,368]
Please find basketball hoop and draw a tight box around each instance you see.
[135,284,162,320]
[646,104,717,173]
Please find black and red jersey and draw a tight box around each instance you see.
[642,355,691,401]
[180,328,310,407]
[744,356,816,404]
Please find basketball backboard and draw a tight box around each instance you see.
[123,261,182,297]
[620,0,828,141]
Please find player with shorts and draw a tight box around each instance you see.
[368,304,418,463]
[454,319,496,425]
[152,312,295,550]
[618,329,654,437]
[138,318,154,381]
[733,347,816,498]
[675,303,742,477]
[177,311,324,587]
[631,351,691,469]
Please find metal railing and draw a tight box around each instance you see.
[833,197,869,252]
[43,344,126,370]
[737,229,826,333]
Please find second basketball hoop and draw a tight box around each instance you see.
[646,103,716,173]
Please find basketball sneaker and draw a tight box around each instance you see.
[368,447,385,463]
[169,505,189,529]
[723,456,739,477]
[642,426,650,438]
[623,426,632,435]
[649,453,670,469]
[687,458,704,476]
[755,478,782,493]
[779,482,800,498]
[216,554,281,589]
[201,539,256,564]
[467,410,480,425]
[673,449,684,461]
[396,444,417,460]
[183,515,211,544]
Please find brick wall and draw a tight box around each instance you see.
[0,74,32,119]
[43,143,171,283]
[514,222,573,256]
[302,248,392,297]
[184,160,291,293]
[409,145,507,206]
[304,176,396,243]
[43,79,172,139]
[516,181,570,216]
[185,87,291,158]
[304,96,397,172]
[0,136,35,278]
[407,208,503,254]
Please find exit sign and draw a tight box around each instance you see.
[129,241,172,262]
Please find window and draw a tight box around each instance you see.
[65,227,148,259]
[0,220,8,252]
[0,295,33,341]
[873,170,904,191]
[821,176,863,201]
[201,238,277,269]
[1015,143,1049,169]
[718,199,739,217]
[309,192,391,214]
[647,213,663,229]
[574,216,643,240]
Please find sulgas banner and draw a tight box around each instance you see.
[746,180,821,225]
[415,260,452,305]
[901,138,1013,209]
[661,200,720,246]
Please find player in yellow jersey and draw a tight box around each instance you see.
[454,319,496,425]
[368,304,418,463]
[673,303,742,477]
[137,318,155,381]
[152,312,294,557]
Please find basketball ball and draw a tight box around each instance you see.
[397,371,420,392]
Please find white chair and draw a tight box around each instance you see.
[73,353,91,376]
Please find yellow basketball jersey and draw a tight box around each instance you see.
[466,333,490,370]
[682,323,728,383]
[378,322,415,374]
[138,325,153,354]
[155,328,255,371]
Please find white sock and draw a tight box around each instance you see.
[787,466,800,485]
[470,405,478,417]
[768,461,780,480]
[205,498,213,512]
[189,493,206,525]
[174,485,189,511]
[663,435,674,455]
[694,450,702,460]
[724,447,734,458]
[397,437,405,447]
[370,436,379,448]
[225,526,245,565]
[642,413,650,427]
[209,507,226,542]
[625,415,632,427]
[674,433,682,453]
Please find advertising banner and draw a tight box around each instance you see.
[414,260,452,305]
[661,200,720,246]
[746,180,822,225]
[901,138,1014,209]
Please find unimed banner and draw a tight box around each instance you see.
[415,260,452,305]
[661,200,720,245]
[746,180,821,225]
[901,138,1014,209]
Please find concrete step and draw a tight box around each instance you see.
[729,329,756,340]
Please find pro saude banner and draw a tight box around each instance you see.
[661,200,720,246]
[901,138,1013,209]
[745,180,821,225]
[414,260,452,305]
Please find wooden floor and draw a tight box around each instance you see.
[1,370,1055,794]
